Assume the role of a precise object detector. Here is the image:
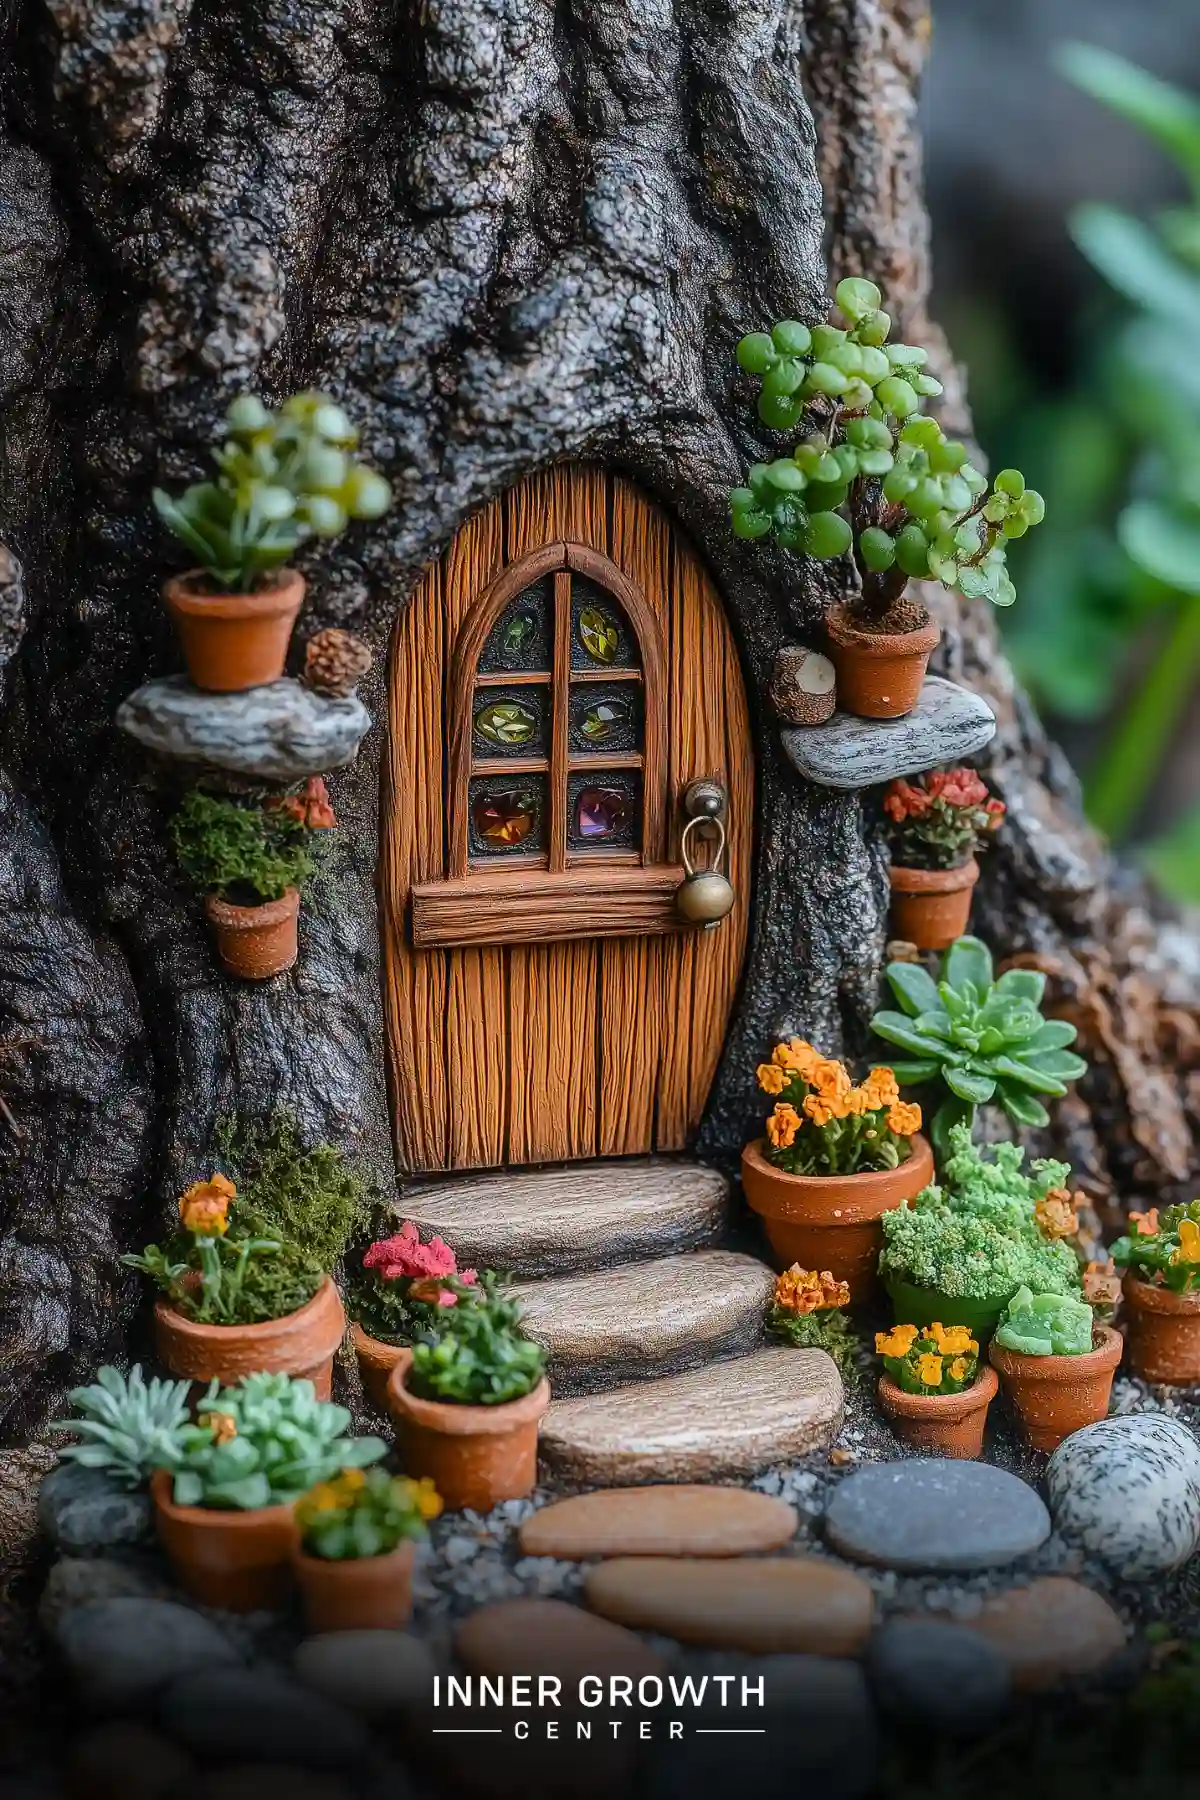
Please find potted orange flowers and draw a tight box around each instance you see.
[875,1320,997,1458]
[740,1041,931,1299]
[883,767,1004,950]
[1111,1202,1200,1383]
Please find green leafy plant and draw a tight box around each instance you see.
[769,1266,863,1388]
[883,768,1005,871]
[407,1284,545,1406]
[875,1319,981,1395]
[1112,1199,1200,1293]
[993,1286,1095,1356]
[170,789,327,906]
[870,936,1087,1153]
[154,390,392,594]
[294,1467,443,1560]
[729,278,1044,630]
[48,1365,190,1489]
[171,1373,386,1511]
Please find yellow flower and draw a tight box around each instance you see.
[925,1322,975,1356]
[1172,1218,1200,1267]
[757,1062,787,1096]
[1035,1187,1079,1241]
[406,1476,443,1521]
[875,1323,919,1358]
[917,1353,944,1387]
[948,1356,970,1382]
[178,1173,235,1236]
[336,1468,367,1494]
[886,1100,922,1138]
[766,1103,802,1150]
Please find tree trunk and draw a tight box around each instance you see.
[0,0,1195,1439]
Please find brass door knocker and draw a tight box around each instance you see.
[675,779,736,927]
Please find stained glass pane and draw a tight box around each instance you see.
[571,576,638,671]
[479,582,552,675]
[568,686,641,754]
[567,772,641,852]
[473,685,547,754]
[469,776,547,857]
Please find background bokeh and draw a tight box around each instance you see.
[924,0,1200,901]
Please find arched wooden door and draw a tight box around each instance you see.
[381,465,753,1175]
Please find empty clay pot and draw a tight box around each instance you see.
[385,1349,550,1512]
[878,1365,998,1460]
[741,1134,933,1302]
[294,1540,416,1633]
[152,1469,298,1611]
[154,1274,346,1399]
[205,887,300,980]
[163,567,305,693]
[988,1326,1123,1452]
[1122,1273,1200,1384]
[351,1321,407,1412]
[825,606,941,719]
[888,858,980,951]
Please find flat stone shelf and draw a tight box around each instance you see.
[397,1158,728,1279]
[539,1347,844,1485]
[513,1251,775,1394]
[116,675,372,782]
[782,676,996,791]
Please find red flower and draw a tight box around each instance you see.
[927,767,988,809]
[984,798,1006,830]
[883,779,932,823]
[362,1219,467,1283]
[271,777,338,831]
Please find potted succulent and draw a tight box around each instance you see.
[870,936,1088,1155]
[769,1265,862,1387]
[154,390,392,692]
[49,1364,192,1488]
[875,1320,998,1458]
[740,1041,931,1299]
[988,1287,1122,1452]
[1111,1202,1200,1383]
[292,1467,443,1632]
[729,277,1045,717]
[153,1371,386,1611]
[385,1281,549,1512]
[878,1124,1084,1338]
[347,1220,479,1409]
[883,769,1005,951]
[171,781,335,979]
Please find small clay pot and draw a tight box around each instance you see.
[741,1135,934,1302]
[988,1325,1123,1453]
[152,1469,298,1611]
[205,887,300,980]
[154,1274,346,1399]
[163,567,305,693]
[825,605,941,719]
[294,1540,416,1633]
[878,1365,998,1459]
[351,1320,407,1412]
[888,858,979,952]
[1122,1272,1200,1384]
[385,1350,550,1512]
[883,1275,1012,1342]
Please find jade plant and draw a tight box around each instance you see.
[729,278,1045,629]
[154,390,392,593]
[295,1467,443,1560]
[1112,1201,1200,1293]
[349,1220,479,1345]
[171,784,335,909]
[49,1366,190,1488]
[870,936,1088,1153]
[993,1287,1095,1356]
[407,1283,545,1406]
[875,1320,981,1395]
[171,1372,386,1510]
[884,768,1006,871]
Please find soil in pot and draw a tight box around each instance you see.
[351,1321,407,1413]
[878,1365,998,1460]
[163,567,305,693]
[294,1541,416,1632]
[152,1469,298,1611]
[888,858,979,952]
[385,1351,550,1512]
[825,604,941,720]
[884,1276,1013,1343]
[154,1273,346,1399]
[205,887,300,980]
[988,1326,1123,1453]
[741,1134,933,1302]
[1122,1273,1200,1384]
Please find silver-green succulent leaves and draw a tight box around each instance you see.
[870,936,1088,1156]
[153,391,393,594]
[49,1365,191,1489]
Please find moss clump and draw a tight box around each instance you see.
[770,1304,865,1389]
[171,790,319,904]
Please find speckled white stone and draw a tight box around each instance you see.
[781,676,996,790]
[116,675,371,780]
[1047,1413,1200,1579]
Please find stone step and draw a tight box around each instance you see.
[396,1158,728,1278]
[539,1347,844,1485]
[513,1251,774,1394]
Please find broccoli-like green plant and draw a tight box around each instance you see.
[295,1467,442,1560]
[170,789,322,905]
[407,1286,545,1406]
[215,1113,374,1277]
[154,391,392,594]
[993,1287,1096,1356]
[870,936,1088,1154]
[49,1366,190,1489]
[729,278,1045,631]
[171,1373,386,1511]
[1112,1200,1200,1293]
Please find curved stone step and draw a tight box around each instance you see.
[539,1347,843,1485]
[513,1251,774,1394]
[395,1158,728,1278]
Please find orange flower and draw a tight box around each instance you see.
[774,1266,850,1314]
[773,1039,822,1080]
[1035,1187,1079,1241]
[1130,1208,1160,1238]
[811,1059,852,1101]
[178,1173,235,1237]
[875,1323,919,1357]
[756,1062,787,1096]
[803,1090,847,1127]
[1082,1259,1122,1308]
[917,1353,944,1387]
[861,1067,900,1110]
[842,1086,872,1117]
[199,1410,238,1445]
[886,1100,922,1138]
[766,1103,802,1150]
[273,775,338,831]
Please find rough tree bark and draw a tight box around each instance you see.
[0,0,1195,1448]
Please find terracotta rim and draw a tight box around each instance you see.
[164,567,305,619]
[825,605,941,657]
[888,859,980,897]
[154,1272,345,1362]
[351,1320,407,1365]
[878,1363,998,1420]
[294,1540,415,1581]
[151,1466,296,1531]
[988,1324,1123,1384]
[741,1134,933,1224]
[204,887,300,932]
[1122,1271,1200,1316]
[387,1350,551,1437]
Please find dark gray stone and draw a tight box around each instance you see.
[38,1465,152,1553]
[116,677,373,781]
[823,1459,1050,1572]
[39,1554,156,1634]
[781,677,996,791]
[866,1620,1012,1739]
[160,1670,370,1769]
[57,1598,242,1712]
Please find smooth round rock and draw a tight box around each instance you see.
[293,1631,436,1717]
[519,1485,798,1560]
[455,1597,665,1681]
[824,1459,1050,1572]
[38,1464,151,1553]
[66,1721,194,1800]
[116,675,372,782]
[57,1598,242,1712]
[159,1670,370,1769]
[584,1556,874,1655]
[963,1578,1126,1692]
[1047,1413,1200,1579]
[40,1555,155,1634]
[867,1620,1012,1739]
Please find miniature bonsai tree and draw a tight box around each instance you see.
[884,768,1006,870]
[992,1287,1095,1356]
[1111,1202,1200,1292]
[170,1372,386,1510]
[349,1220,479,1345]
[756,1041,922,1174]
[729,278,1046,630]
[295,1467,443,1561]
[170,783,335,908]
[407,1283,546,1406]
[875,1320,981,1395]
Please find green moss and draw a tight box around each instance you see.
[215,1113,373,1272]
[770,1305,864,1390]
[170,789,318,903]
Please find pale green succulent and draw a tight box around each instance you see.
[993,1287,1095,1356]
[49,1364,191,1489]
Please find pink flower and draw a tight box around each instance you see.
[362,1220,463,1284]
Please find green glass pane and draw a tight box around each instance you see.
[475,698,538,747]
[579,606,619,664]
[580,696,632,742]
[502,613,535,656]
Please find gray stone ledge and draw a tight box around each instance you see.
[781,676,996,791]
[116,675,372,781]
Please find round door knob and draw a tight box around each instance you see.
[676,815,735,928]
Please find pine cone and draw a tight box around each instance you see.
[303,628,373,697]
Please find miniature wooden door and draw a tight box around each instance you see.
[381,464,753,1174]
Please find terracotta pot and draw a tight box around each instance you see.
[741,1134,933,1301]
[883,1275,1012,1342]
[351,1321,407,1412]
[888,858,979,952]
[205,887,300,980]
[163,567,305,693]
[385,1350,550,1512]
[825,605,941,719]
[154,1274,346,1399]
[988,1325,1123,1452]
[294,1540,416,1632]
[877,1365,998,1459]
[1122,1272,1200,1384]
[152,1468,297,1611]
